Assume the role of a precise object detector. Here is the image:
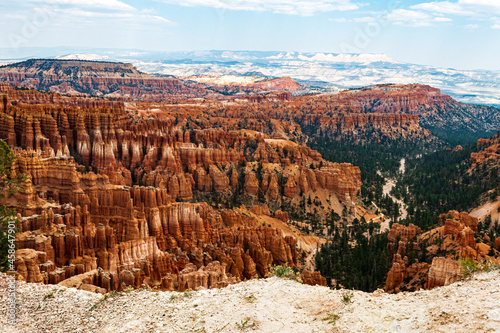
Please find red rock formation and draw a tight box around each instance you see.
[283,176,297,198]
[274,210,289,223]
[388,223,421,243]
[11,173,302,292]
[471,133,500,168]
[176,262,237,291]
[302,113,425,142]
[301,270,327,286]
[15,249,45,283]
[0,60,193,100]
[425,257,463,290]
[244,171,259,195]
[1,84,377,293]
[247,77,301,92]
[325,84,452,115]
[385,211,496,293]
[385,253,430,293]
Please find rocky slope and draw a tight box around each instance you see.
[329,84,500,142]
[471,134,500,169]
[1,270,499,332]
[385,210,500,293]
[173,91,436,144]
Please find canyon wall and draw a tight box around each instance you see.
[2,85,365,291]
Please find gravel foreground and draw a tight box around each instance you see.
[1,271,500,333]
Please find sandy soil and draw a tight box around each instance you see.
[470,199,499,222]
[252,213,323,253]
[264,139,299,147]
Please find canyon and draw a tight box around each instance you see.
[1,81,359,292]
[1,59,500,297]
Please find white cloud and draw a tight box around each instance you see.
[26,0,134,11]
[412,0,500,17]
[459,0,500,14]
[157,0,359,16]
[9,1,174,26]
[492,23,500,29]
[297,53,394,63]
[387,9,433,27]
[434,16,452,22]
[411,1,475,16]
[4,13,26,19]
[411,1,500,30]
[459,0,500,8]
[55,7,172,23]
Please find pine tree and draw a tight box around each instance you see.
[0,140,25,272]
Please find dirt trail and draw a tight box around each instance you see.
[399,158,406,174]
[470,200,499,221]
[377,158,408,231]
[304,247,318,272]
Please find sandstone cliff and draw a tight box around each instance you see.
[471,133,500,168]
[325,84,500,138]
[384,210,500,293]
[3,86,347,292]
[0,60,197,100]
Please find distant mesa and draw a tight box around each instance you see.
[1,58,499,142]
[188,75,301,92]
[0,58,192,98]
[326,83,500,141]
[0,59,303,99]
[1,49,498,106]
[0,57,498,142]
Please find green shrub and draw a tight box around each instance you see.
[236,318,248,329]
[459,257,478,276]
[322,312,339,324]
[269,263,293,278]
[341,290,354,304]
[43,291,55,300]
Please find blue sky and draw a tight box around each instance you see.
[0,0,499,70]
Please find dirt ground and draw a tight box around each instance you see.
[1,269,499,333]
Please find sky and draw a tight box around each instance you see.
[0,0,499,70]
